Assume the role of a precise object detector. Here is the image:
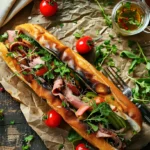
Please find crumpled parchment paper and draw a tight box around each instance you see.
[0,0,150,149]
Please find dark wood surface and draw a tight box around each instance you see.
[0,89,48,150]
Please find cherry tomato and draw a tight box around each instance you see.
[44,110,62,127]
[75,143,89,150]
[40,0,58,17]
[76,36,94,54]
[35,67,48,76]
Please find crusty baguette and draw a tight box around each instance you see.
[0,42,116,150]
[15,24,142,129]
[0,23,142,150]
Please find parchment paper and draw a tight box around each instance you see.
[0,0,150,150]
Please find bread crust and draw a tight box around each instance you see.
[15,24,142,129]
[0,23,142,150]
[0,42,116,150]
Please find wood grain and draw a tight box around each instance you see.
[0,90,47,150]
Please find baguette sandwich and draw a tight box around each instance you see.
[0,24,142,150]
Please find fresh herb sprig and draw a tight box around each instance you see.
[22,135,34,150]
[0,32,8,42]
[120,42,150,103]
[94,0,112,27]
[95,40,117,70]
[120,42,150,74]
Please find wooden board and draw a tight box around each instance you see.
[0,90,47,150]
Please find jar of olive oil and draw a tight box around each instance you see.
[112,0,150,36]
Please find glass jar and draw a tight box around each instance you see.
[112,0,150,36]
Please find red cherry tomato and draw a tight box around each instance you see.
[35,67,48,76]
[40,0,58,17]
[44,110,62,128]
[76,36,94,54]
[75,143,89,150]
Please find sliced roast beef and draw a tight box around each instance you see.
[29,57,45,68]
[7,30,16,43]
[96,125,123,149]
[52,78,64,100]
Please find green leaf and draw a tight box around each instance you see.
[128,59,138,74]
[94,0,112,27]
[59,23,64,28]
[41,55,52,62]
[120,51,139,59]
[128,18,140,26]
[104,40,110,45]
[24,135,34,143]
[109,34,114,39]
[87,122,99,132]
[128,40,136,47]
[22,145,30,150]
[0,32,8,42]
[33,64,43,69]
[146,62,150,70]
[0,109,4,120]
[67,129,82,143]
[111,45,117,54]
[58,144,64,150]
[73,31,83,39]
[10,120,15,125]
[7,52,17,58]
[61,101,67,107]
[107,58,115,67]
[19,34,37,45]
[124,2,131,9]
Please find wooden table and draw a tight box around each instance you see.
[0,90,47,150]
[0,1,150,150]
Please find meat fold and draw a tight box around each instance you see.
[52,78,90,116]
[96,125,123,149]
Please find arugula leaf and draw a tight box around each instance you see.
[87,122,99,132]
[128,59,137,74]
[33,64,43,69]
[120,51,139,59]
[67,129,82,143]
[0,32,8,42]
